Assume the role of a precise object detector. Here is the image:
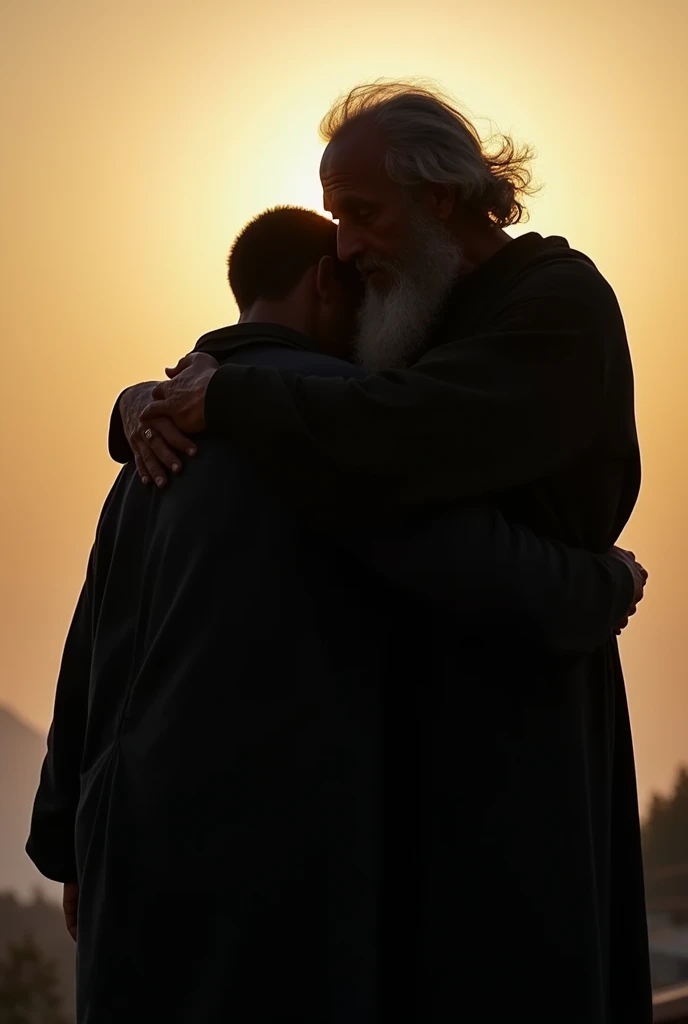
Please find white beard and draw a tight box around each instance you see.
[354,211,463,371]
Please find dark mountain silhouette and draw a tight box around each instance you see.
[0,708,74,1017]
[643,764,688,917]
[0,706,60,902]
[0,891,75,1020]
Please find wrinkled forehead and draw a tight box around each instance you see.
[320,118,400,214]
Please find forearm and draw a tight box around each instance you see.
[108,383,159,464]
[26,721,83,883]
[26,579,92,883]
[349,506,633,657]
[109,387,134,463]
[203,309,602,515]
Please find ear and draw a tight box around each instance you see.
[418,182,457,222]
[316,255,336,303]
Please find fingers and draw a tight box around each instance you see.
[140,400,171,421]
[131,419,197,487]
[143,425,187,472]
[133,449,151,486]
[63,883,78,942]
[63,882,78,907]
[165,353,194,379]
[618,549,648,581]
[609,546,634,570]
[611,546,649,615]
[64,913,77,941]
[616,606,637,636]
[165,352,218,377]
[132,441,169,489]
[151,381,169,401]
[154,418,197,458]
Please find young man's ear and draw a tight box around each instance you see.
[417,182,457,222]
[316,255,336,303]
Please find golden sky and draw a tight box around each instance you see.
[2,0,686,812]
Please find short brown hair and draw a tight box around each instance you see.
[228,206,340,310]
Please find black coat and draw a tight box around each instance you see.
[28,316,640,1022]
[188,236,649,1022]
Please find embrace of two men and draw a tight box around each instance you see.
[28,81,651,1023]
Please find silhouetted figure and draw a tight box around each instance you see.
[28,207,643,1023]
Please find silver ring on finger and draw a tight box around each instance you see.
[143,427,155,442]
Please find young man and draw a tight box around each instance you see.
[29,208,644,1023]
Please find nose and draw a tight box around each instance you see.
[336,223,364,264]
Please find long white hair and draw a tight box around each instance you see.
[319,79,537,227]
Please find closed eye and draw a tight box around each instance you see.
[333,198,379,224]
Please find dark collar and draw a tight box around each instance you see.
[453,232,550,296]
[194,322,317,359]
[436,231,582,334]
[449,231,584,298]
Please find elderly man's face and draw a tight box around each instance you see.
[320,116,462,370]
[320,119,413,286]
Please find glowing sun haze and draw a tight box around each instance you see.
[2,0,687,811]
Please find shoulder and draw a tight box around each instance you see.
[277,353,366,380]
[508,253,621,318]
[225,346,365,380]
[474,255,626,349]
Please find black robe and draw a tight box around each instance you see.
[177,236,648,1021]
[27,326,636,1023]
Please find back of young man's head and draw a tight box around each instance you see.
[228,207,334,310]
[227,206,362,359]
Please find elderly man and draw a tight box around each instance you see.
[114,85,649,1023]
